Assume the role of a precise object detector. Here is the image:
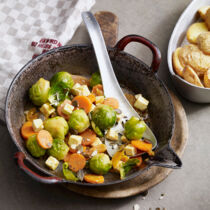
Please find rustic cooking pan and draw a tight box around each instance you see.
[5,35,182,186]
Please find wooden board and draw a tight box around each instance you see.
[63,91,188,198]
[94,11,119,47]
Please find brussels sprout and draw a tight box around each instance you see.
[91,105,116,130]
[63,162,79,181]
[68,109,90,133]
[124,117,146,140]
[26,135,46,158]
[50,71,74,89]
[90,72,102,88]
[44,116,69,140]
[29,78,50,106]
[48,84,69,106]
[89,153,112,175]
[119,158,140,179]
[48,139,69,160]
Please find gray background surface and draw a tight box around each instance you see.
[1,0,210,209]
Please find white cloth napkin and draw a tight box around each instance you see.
[0,0,95,121]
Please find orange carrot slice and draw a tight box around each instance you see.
[72,96,92,113]
[131,140,153,154]
[80,129,96,146]
[92,84,104,96]
[71,75,90,86]
[21,121,37,140]
[103,97,119,109]
[57,99,72,120]
[124,93,135,106]
[84,174,104,184]
[68,146,87,154]
[67,153,86,172]
[64,152,73,162]
[37,130,53,149]
[87,94,96,103]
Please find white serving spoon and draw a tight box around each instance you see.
[82,12,157,157]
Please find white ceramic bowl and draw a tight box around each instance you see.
[167,0,210,103]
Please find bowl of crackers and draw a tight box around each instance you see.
[168,0,210,103]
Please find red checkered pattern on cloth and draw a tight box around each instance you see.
[31,38,62,58]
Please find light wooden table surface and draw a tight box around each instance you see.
[1,0,210,209]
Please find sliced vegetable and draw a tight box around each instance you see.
[25,108,39,121]
[121,155,129,162]
[103,97,119,109]
[91,121,104,137]
[135,156,143,167]
[112,150,125,170]
[48,139,69,160]
[71,75,89,86]
[89,72,102,88]
[92,84,104,96]
[119,158,140,179]
[37,130,53,149]
[84,174,104,184]
[87,94,96,103]
[21,121,37,139]
[66,153,86,172]
[125,93,135,107]
[72,96,92,113]
[26,134,46,158]
[131,140,153,154]
[80,129,97,146]
[63,162,79,181]
[93,144,107,153]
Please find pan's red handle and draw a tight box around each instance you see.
[14,152,65,184]
[115,34,161,73]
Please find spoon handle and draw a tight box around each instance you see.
[82,12,138,117]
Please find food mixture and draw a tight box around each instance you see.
[21,71,154,184]
[172,5,210,88]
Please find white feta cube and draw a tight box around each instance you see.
[40,103,55,117]
[135,94,142,99]
[95,96,104,105]
[134,94,149,111]
[106,128,119,141]
[91,137,102,147]
[125,145,137,156]
[90,103,96,112]
[71,83,81,95]
[68,135,83,148]
[71,83,90,96]
[79,85,90,96]
[32,119,44,132]
[45,156,59,170]
[62,103,74,115]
